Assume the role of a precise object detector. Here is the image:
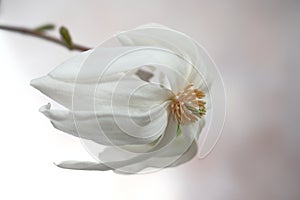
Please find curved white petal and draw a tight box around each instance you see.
[114,141,198,174]
[114,120,205,173]
[31,47,181,110]
[40,97,170,145]
[32,74,172,110]
[116,24,212,92]
[57,141,197,173]
[56,118,178,172]
[56,161,111,171]
[48,50,92,82]
[56,118,205,173]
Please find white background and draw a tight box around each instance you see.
[0,0,299,199]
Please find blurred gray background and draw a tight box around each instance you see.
[0,0,299,200]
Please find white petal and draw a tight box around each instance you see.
[56,118,204,173]
[56,161,111,171]
[31,47,179,110]
[114,121,204,173]
[57,141,197,173]
[114,141,198,174]
[116,24,212,92]
[48,50,92,82]
[37,73,173,145]
[80,45,188,92]
[167,140,198,167]
[56,118,178,172]
[40,99,169,145]
[100,119,204,173]
[56,141,196,174]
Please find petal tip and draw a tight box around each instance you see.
[30,76,47,90]
[54,162,70,170]
[39,103,51,112]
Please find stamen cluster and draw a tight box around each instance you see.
[170,84,206,125]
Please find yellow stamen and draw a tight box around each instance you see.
[170,84,206,125]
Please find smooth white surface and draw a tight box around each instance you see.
[1,0,299,200]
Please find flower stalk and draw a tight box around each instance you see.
[0,24,90,51]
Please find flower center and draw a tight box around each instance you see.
[170,84,206,125]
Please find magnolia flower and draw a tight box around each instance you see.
[31,24,214,174]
